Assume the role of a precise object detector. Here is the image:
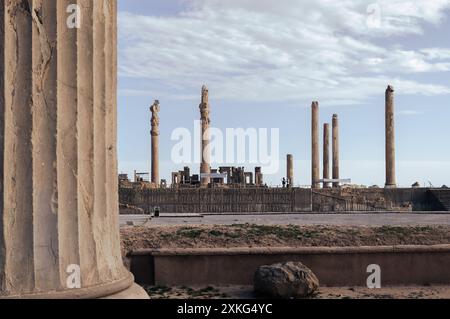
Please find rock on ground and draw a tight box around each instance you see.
[254,262,319,298]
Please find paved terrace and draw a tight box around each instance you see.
[120,212,450,227]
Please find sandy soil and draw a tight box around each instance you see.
[120,224,450,256]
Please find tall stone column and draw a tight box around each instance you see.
[323,124,330,188]
[385,85,396,188]
[0,0,145,299]
[150,100,160,186]
[200,85,211,187]
[311,102,320,189]
[332,114,340,188]
[287,154,294,187]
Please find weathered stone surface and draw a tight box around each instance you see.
[287,154,294,187]
[119,187,445,213]
[332,114,340,188]
[311,102,320,189]
[0,0,142,299]
[254,262,319,298]
[200,85,211,187]
[150,100,160,185]
[323,124,330,188]
[385,85,396,188]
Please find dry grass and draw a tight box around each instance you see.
[121,224,450,256]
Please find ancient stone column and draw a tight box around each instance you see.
[332,114,340,188]
[323,124,330,188]
[200,85,211,187]
[255,167,263,187]
[311,102,320,189]
[287,154,294,187]
[150,100,160,186]
[0,0,146,299]
[385,85,397,188]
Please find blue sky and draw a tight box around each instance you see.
[117,0,450,187]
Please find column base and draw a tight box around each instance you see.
[385,184,397,189]
[102,284,149,299]
[0,272,148,299]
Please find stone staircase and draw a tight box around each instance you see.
[429,189,450,211]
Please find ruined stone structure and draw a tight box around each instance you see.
[120,187,449,214]
[150,100,160,186]
[311,102,320,189]
[170,165,263,188]
[287,154,294,187]
[199,85,211,187]
[171,167,199,188]
[332,114,340,188]
[0,0,145,298]
[255,167,264,187]
[323,124,330,188]
[385,85,397,188]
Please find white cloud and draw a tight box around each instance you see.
[118,0,450,104]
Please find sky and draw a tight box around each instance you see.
[117,0,450,187]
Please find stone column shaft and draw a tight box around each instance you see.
[287,154,294,187]
[332,114,340,188]
[323,124,330,188]
[150,100,160,186]
[0,0,135,298]
[311,102,320,189]
[200,85,211,187]
[385,85,396,188]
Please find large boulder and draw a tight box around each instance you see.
[254,262,319,298]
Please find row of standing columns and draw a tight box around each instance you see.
[311,102,340,189]
[151,85,395,189]
[310,85,396,189]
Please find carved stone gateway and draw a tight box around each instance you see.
[0,0,146,298]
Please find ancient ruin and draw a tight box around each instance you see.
[150,100,161,186]
[168,166,264,189]
[332,114,340,188]
[287,154,294,188]
[120,84,450,215]
[0,0,145,299]
[311,102,320,189]
[385,85,397,188]
[323,124,330,189]
[199,85,211,187]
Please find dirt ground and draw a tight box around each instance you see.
[143,284,450,299]
[120,224,450,256]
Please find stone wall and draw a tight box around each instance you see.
[119,188,312,214]
[130,246,450,287]
[119,187,447,214]
[312,188,436,212]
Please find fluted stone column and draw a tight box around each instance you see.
[332,114,340,188]
[385,85,396,188]
[311,102,320,189]
[0,0,145,299]
[323,124,330,189]
[150,100,160,186]
[287,154,294,187]
[200,85,211,187]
